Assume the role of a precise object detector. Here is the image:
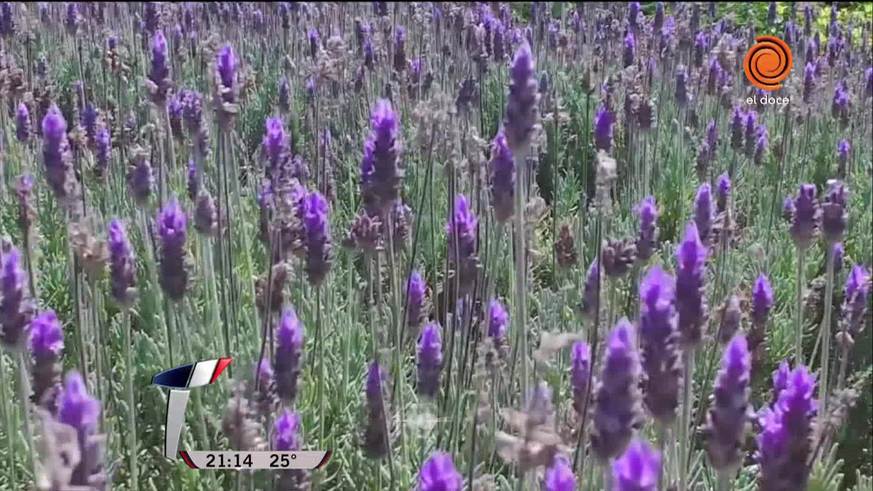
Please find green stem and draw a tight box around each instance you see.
[795,249,806,364]
[1,353,17,488]
[122,310,139,491]
[17,351,36,484]
[678,348,696,491]
[818,243,836,437]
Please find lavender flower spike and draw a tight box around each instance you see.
[488,298,509,344]
[446,195,479,296]
[416,322,443,398]
[361,99,403,215]
[716,173,731,213]
[406,271,426,330]
[635,196,658,262]
[302,191,332,286]
[148,30,171,105]
[821,180,848,243]
[489,131,515,223]
[57,371,105,487]
[840,265,871,343]
[570,341,590,416]
[675,221,708,348]
[580,259,601,321]
[789,183,821,250]
[0,247,31,350]
[41,105,79,205]
[639,266,682,425]
[362,360,390,458]
[694,183,714,245]
[593,105,615,153]
[29,309,64,410]
[275,306,304,404]
[417,451,463,491]
[757,364,816,491]
[107,219,137,307]
[15,102,30,142]
[612,438,661,491]
[156,199,189,300]
[591,318,642,461]
[705,334,751,473]
[503,40,539,153]
[543,454,576,491]
[752,273,774,328]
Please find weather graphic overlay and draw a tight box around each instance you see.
[743,35,793,91]
[152,358,331,470]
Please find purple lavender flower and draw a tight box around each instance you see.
[675,65,689,106]
[41,105,78,205]
[127,153,154,205]
[832,243,844,274]
[215,43,238,107]
[107,219,137,307]
[821,180,848,243]
[156,199,188,300]
[837,139,850,176]
[362,360,389,458]
[719,294,742,344]
[275,306,304,404]
[832,81,850,124]
[789,183,821,250]
[15,102,30,143]
[56,370,107,488]
[612,439,661,491]
[707,57,722,95]
[93,123,111,180]
[676,222,707,348]
[29,309,64,409]
[754,126,768,166]
[716,173,731,213]
[570,341,590,416]
[543,454,575,491]
[489,131,515,223]
[840,265,871,341]
[148,31,171,105]
[593,99,618,150]
[361,99,403,215]
[694,31,707,67]
[782,196,795,222]
[803,62,816,104]
[751,273,774,329]
[416,322,443,398]
[262,116,290,179]
[638,266,681,425]
[278,76,291,112]
[488,299,509,342]
[580,259,601,321]
[168,96,183,140]
[591,318,642,461]
[194,192,218,237]
[730,105,745,150]
[447,195,479,296]
[417,451,462,491]
[393,26,406,73]
[65,2,79,34]
[273,409,301,451]
[623,31,635,67]
[504,40,539,152]
[307,27,320,58]
[706,334,751,472]
[406,270,426,330]
[694,183,715,246]
[634,196,658,262]
[743,111,759,158]
[757,365,817,491]
[302,191,331,286]
[0,247,31,350]
[16,174,35,236]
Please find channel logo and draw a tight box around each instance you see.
[743,35,793,91]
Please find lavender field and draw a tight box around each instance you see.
[0,2,871,490]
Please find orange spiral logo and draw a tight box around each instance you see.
[744,36,793,91]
